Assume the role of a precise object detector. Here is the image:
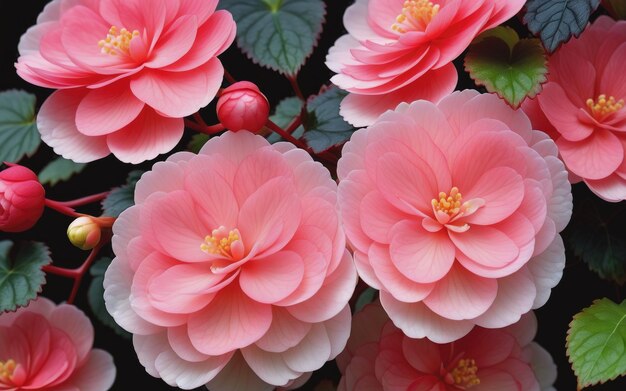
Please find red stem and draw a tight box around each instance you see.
[184,119,225,135]
[193,112,209,128]
[44,199,82,218]
[51,191,110,208]
[224,69,237,84]
[288,75,305,101]
[285,116,303,134]
[266,119,309,149]
[43,241,106,304]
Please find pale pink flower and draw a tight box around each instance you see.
[337,302,557,391]
[103,131,357,390]
[522,16,626,202]
[326,0,525,127]
[337,91,572,343]
[16,0,236,164]
[0,297,116,390]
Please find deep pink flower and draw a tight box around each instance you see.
[16,0,236,164]
[0,164,45,233]
[326,0,525,127]
[217,81,270,132]
[337,91,572,343]
[103,131,357,390]
[0,297,116,390]
[337,302,557,391]
[522,16,626,201]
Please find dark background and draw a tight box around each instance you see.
[2,1,626,390]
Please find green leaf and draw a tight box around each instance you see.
[567,298,626,389]
[101,170,143,217]
[0,241,51,313]
[524,0,600,53]
[355,287,378,313]
[221,0,326,75]
[187,133,211,154]
[88,257,130,338]
[303,86,358,153]
[0,90,41,163]
[267,97,305,143]
[38,157,86,186]
[567,193,626,284]
[465,27,548,108]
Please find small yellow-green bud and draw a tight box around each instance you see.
[67,216,101,250]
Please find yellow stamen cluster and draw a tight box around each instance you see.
[432,187,462,216]
[391,0,440,33]
[98,26,139,55]
[451,358,480,389]
[586,94,625,119]
[201,228,240,258]
[0,359,16,381]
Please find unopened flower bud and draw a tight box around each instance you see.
[0,164,45,232]
[67,216,101,250]
[216,81,270,132]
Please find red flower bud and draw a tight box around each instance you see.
[216,81,270,132]
[0,164,45,232]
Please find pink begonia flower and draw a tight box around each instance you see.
[103,131,357,390]
[337,302,557,391]
[326,0,525,127]
[522,16,626,202]
[0,164,45,232]
[16,0,236,164]
[337,91,572,343]
[0,297,116,390]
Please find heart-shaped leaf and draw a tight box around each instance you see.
[0,241,51,313]
[465,27,548,108]
[221,0,326,75]
[0,90,40,163]
[524,0,601,52]
[567,298,626,389]
[38,157,86,186]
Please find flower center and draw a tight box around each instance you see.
[432,187,463,216]
[98,26,139,56]
[391,0,440,33]
[0,359,16,383]
[451,358,480,389]
[586,94,624,120]
[201,226,244,260]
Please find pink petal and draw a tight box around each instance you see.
[337,171,375,253]
[239,251,305,304]
[232,147,293,206]
[369,244,435,303]
[37,89,110,162]
[423,264,498,320]
[558,128,623,180]
[240,344,302,386]
[360,191,412,243]
[449,226,519,268]
[62,350,116,391]
[400,337,442,374]
[255,307,312,353]
[188,285,272,355]
[199,130,269,164]
[148,263,222,313]
[141,190,209,262]
[537,82,594,142]
[134,161,183,203]
[130,58,223,117]
[600,42,626,99]
[339,65,457,127]
[49,304,94,363]
[527,236,565,309]
[164,10,236,72]
[167,326,211,362]
[379,291,474,343]
[389,221,456,284]
[183,155,239,230]
[286,250,357,323]
[75,80,145,136]
[106,107,184,164]
[464,166,524,225]
[586,174,626,202]
[473,267,537,329]
[146,15,198,68]
[206,351,275,391]
[237,177,301,258]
